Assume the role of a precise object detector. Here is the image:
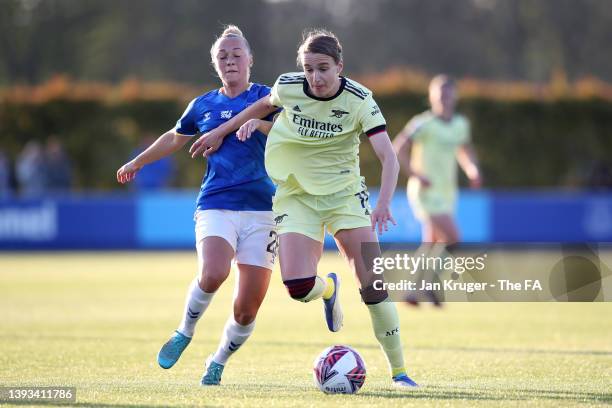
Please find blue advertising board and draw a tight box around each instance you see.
[0,195,137,249]
[0,190,610,250]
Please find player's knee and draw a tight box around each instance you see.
[233,309,256,326]
[199,269,229,292]
[284,276,316,302]
[360,283,389,305]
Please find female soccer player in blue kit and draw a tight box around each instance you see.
[116,26,276,386]
[191,29,418,387]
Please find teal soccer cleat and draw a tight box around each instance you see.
[201,355,225,386]
[157,331,191,369]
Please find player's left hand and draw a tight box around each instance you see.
[237,119,261,141]
[190,131,223,158]
[370,204,396,235]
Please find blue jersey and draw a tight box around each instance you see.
[175,83,275,211]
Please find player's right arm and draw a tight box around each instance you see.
[116,130,190,184]
[392,124,431,188]
[189,95,277,158]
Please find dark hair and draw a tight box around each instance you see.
[296,29,342,67]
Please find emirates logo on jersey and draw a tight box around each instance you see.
[291,113,343,138]
[220,110,233,119]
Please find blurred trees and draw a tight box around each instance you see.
[2,91,611,190]
[2,0,612,191]
[1,0,612,86]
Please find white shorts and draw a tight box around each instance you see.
[194,209,277,270]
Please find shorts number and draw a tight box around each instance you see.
[266,230,279,262]
[354,190,370,215]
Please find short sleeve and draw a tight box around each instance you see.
[174,98,199,136]
[259,85,282,120]
[269,77,283,108]
[359,94,387,137]
[403,115,428,143]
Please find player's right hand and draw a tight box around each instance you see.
[236,119,260,141]
[190,131,223,158]
[116,161,142,184]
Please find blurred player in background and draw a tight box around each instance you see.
[393,75,481,244]
[393,75,482,306]
[117,25,276,386]
[191,29,418,388]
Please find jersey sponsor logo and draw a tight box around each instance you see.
[220,110,233,119]
[291,113,343,138]
[330,109,350,118]
[370,105,381,116]
[293,105,301,112]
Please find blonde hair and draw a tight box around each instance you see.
[297,28,342,67]
[429,74,456,92]
[210,25,252,62]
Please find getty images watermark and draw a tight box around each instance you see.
[372,252,543,292]
[362,243,611,302]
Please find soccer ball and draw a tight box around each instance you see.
[313,345,366,394]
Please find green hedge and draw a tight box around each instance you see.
[2,94,611,190]
[364,94,612,189]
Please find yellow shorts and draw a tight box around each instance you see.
[272,180,372,242]
[407,188,456,220]
[407,178,456,220]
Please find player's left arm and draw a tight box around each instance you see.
[368,132,399,234]
[237,119,273,138]
[190,95,277,158]
[456,143,482,188]
[237,109,280,138]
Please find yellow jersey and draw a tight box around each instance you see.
[266,72,387,195]
[405,111,470,209]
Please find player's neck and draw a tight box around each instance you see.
[322,78,342,98]
[220,81,250,98]
[433,109,454,122]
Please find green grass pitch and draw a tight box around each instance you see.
[1,251,611,407]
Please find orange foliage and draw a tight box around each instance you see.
[3,70,612,104]
[356,67,612,101]
[0,75,204,104]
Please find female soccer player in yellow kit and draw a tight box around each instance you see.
[394,75,481,244]
[190,29,417,387]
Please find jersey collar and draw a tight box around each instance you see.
[303,77,346,101]
[218,82,253,99]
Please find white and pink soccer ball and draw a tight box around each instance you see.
[313,345,366,394]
